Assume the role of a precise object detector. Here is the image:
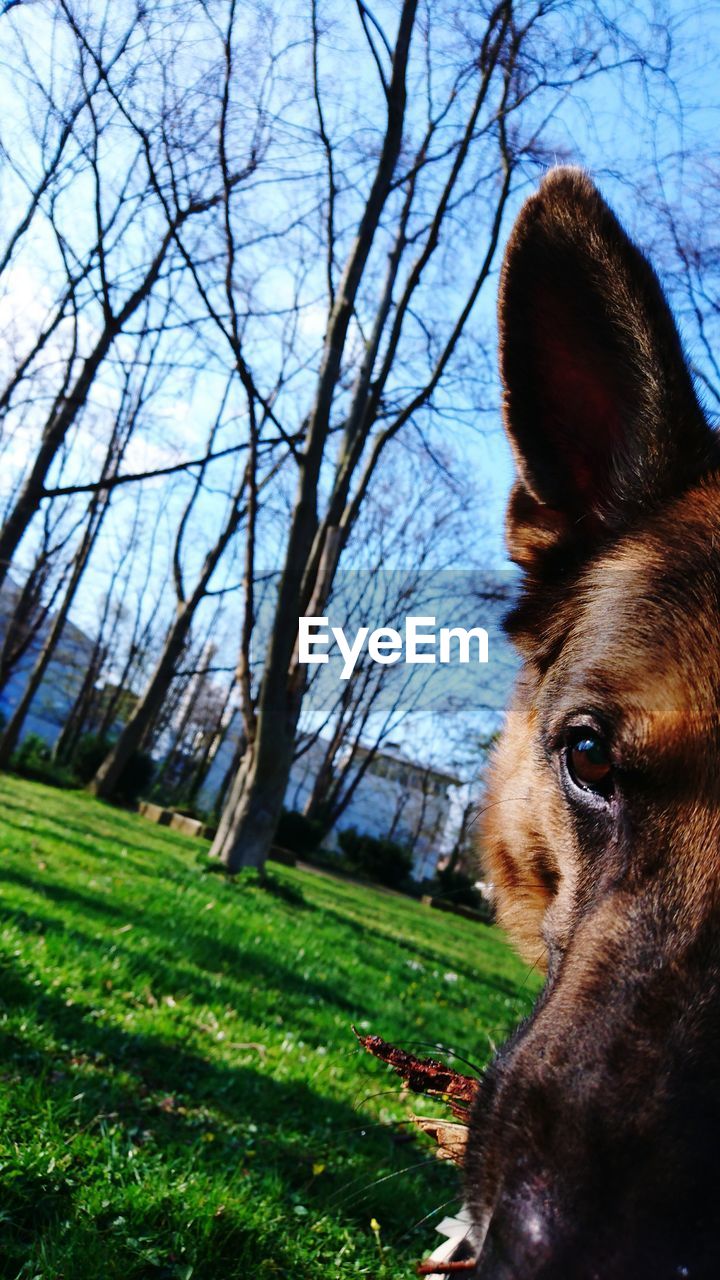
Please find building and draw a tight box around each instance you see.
[200,718,461,880]
[0,579,97,747]
[0,576,463,878]
[321,743,462,881]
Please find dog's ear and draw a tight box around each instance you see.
[500,167,714,569]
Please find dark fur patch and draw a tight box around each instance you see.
[531,846,560,897]
[468,168,720,1278]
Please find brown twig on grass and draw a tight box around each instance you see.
[353,1027,480,1120]
[354,1027,481,1274]
[416,1259,478,1274]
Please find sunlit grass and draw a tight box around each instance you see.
[0,775,540,1278]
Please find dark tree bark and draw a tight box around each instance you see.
[0,481,112,766]
[0,3,262,592]
[88,498,244,799]
[210,0,419,870]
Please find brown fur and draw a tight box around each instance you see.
[460,169,720,1278]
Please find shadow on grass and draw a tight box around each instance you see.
[0,804,188,874]
[0,1141,336,1280]
[0,962,454,1278]
[0,784,470,1276]
[0,872,358,1033]
[315,898,528,1002]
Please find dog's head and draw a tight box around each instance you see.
[466,170,720,1278]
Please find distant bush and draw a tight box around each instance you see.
[72,733,112,783]
[338,826,413,889]
[72,734,154,803]
[6,729,153,802]
[274,808,324,855]
[15,733,51,765]
[12,734,77,789]
[434,865,494,922]
[114,749,155,804]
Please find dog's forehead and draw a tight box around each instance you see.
[543,481,720,740]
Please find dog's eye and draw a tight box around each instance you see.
[565,730,613,795]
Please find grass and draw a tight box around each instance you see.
[0,775,541,1279]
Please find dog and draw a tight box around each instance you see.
[448,168,720,1278]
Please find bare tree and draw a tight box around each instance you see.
[87,386,252,797]
[51,557,122,764]
[0,499,80,694]
[0,0,685,880]
[204,0,666,871]
[0,365,141,764]
[150,636,233,807]
[0,1,264,587]
[292,482,472,836]
[640,157,720,416]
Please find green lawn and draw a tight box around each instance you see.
[0,776,539,1279]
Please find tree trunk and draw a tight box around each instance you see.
[185,684,236,805]
[0,566,52,695]
[302,758,335,830]
[53,559,124,762]
[87,603,192,798]
[212,725,246,817]
[208,0,418,873]
[0,490,109,767]
[89,463,244,799]
[209,694,299,871]
[95,640,142,742]
[52,638,105,762]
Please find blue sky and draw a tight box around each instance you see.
[2,0,720,774]
[452,0,720,565]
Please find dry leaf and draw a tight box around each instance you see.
[411,1115,468,1164]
